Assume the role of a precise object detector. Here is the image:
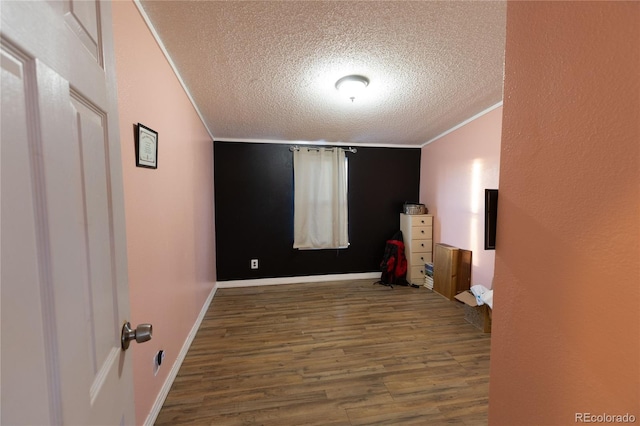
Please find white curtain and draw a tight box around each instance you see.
[293,148,349,249]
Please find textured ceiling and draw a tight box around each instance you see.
[138,1,506,147]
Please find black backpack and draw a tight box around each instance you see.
[375,230,408,288]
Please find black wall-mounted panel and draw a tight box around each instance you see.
[214,141,421,281]
[484,189,498,250]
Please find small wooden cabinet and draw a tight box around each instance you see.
[400,213,433,285]
[434,243,472,300]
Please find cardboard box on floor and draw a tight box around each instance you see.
[455,290,492,333]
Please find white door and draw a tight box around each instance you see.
[1,1,137,424]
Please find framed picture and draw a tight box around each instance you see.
[136,123,158,169]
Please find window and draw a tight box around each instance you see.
[293,148,349,249]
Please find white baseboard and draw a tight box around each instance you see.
[217,272,381,288]
[143,283,218,426]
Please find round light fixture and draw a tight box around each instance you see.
[335,75,369,102]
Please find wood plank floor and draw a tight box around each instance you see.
[155,279,491,426]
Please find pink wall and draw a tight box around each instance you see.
[489,2,639,424]
[112,2,216,424]
[420,107,502,289]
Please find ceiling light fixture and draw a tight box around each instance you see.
[335,75,369,102]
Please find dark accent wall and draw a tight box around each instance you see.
[214,141,421,281]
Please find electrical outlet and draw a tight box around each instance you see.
[153,350,165,376]
[251,259,259,269]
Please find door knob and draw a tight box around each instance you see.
[121,321,152,350]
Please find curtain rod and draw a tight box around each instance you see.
[289,145,357,153]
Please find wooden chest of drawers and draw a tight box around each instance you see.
[399,213,433,285]
[434,243,472,300]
